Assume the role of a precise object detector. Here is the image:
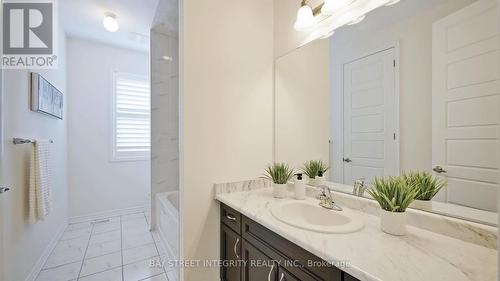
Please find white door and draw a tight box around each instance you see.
[432,0,499,212]
[343,48,398,184]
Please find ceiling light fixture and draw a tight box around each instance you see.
[103,12,119,32]
[294,0,316,31]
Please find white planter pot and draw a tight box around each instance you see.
[380,210,407,236]
[273,183,287,199]
[410,200,433,211]
[315,176,324,187]
[307,177,317,186]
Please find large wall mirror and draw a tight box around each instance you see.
[275,0,499,225]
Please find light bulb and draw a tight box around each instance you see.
[103,13,119,32]
[294,3,315,31]
[321,0,355,15]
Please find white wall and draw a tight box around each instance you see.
[1,25,68,281]
[328,0,475,181]
[181,0,274,280]
[67,38,150,218]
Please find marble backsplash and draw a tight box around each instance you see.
[214,178,498,249]
[214,178,272,194]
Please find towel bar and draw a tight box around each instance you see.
[13,138,54,145]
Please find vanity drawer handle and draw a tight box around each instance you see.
[279,273,285,281]
[267,264,275,281]
[226,214,237,222]
[233,238,240,259]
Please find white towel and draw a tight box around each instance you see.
[29,140,53,223]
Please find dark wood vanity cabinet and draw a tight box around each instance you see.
[221,225,242,281]
[220,203,360,281]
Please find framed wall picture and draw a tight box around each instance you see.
[31,72,63,119]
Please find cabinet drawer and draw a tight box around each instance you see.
[221,204,242,234]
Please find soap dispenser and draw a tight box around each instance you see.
[294,173,306,200]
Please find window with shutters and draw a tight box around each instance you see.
[112,72,151,161]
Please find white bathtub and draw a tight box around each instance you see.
[156,191,179,276]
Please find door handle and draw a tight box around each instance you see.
[433,166,447,174]
[0,187,11,194]
[233,238,240,259]
[267,264,275,281]
[343,157,352,163]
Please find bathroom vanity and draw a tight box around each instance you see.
[220,203,359,281]
[216,183,497,281]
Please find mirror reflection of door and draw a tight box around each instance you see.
[432,0,500,212]
[342,48,398,185]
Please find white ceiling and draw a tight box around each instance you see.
[61,0,160,52]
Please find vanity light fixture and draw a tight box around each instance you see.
[294,0,402,35]
[321,0,356,15]
[347,15,366,25]
[294,0,316,31]
[103,12,119,32]
[319,30,335,39]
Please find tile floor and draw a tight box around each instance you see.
[35,212,177,281]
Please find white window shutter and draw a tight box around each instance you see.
[113,72,150,160]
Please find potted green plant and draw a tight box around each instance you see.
[367,176,417,236]
[403,171,447,211]
[264,163,295,198]
[301,160,329,186]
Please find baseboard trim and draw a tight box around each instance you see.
[68,206,146,224]
[24,221,67,281]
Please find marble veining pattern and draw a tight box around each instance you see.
[216,188,497,281]
[214,178,272,194]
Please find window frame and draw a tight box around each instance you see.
[111,70,151,162]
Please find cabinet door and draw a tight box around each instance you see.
[242,240,277,281]
[277,267,300,281]
[343,272,361,281]
[221,225,241,281]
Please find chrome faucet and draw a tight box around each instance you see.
[352,178,366,197]
[318,186,343,211]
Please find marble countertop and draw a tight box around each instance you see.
[215,188,498,281]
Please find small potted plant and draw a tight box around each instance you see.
[301,160,329,186]
[403,171,447,211]
[264,163,295,198]
[367,176,417,236]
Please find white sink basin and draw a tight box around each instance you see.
[271,201,364,234]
